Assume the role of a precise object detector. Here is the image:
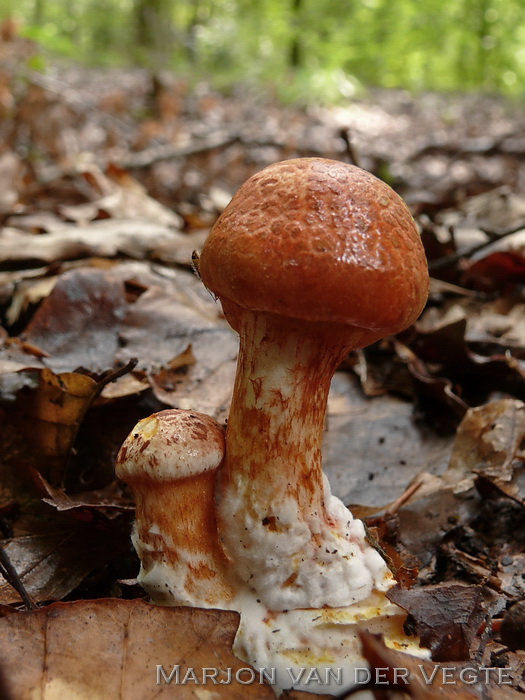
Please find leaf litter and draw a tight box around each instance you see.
[0,31,525,698]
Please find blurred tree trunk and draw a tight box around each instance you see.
[33,0,45,25]
[289,0,303,68]
[134,0,173,65]
[185,0,202,61]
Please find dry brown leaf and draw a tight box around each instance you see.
[32,471,133,515]
[0,219,191,266]
[0,599,276,699]
[98,371,150,401]
[22,267,127,373]
[444,399,525,494]
[64,163,183,228]
[0,151,22,213]
[15,368,101,485]
[118,284,238,419]
[357,630,522,699]
[5,275,57,326]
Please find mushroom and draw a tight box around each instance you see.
[115,409,234,607]
[116,158,431,695]
[116,408,428,696]
[199,158,429,611]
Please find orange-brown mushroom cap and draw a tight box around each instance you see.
[200,158,429,334]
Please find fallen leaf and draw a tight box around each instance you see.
[0,599,276,699]
[387,583,488,661]
[5,275,57,326]
[437,187,525,233]
[15,368,103,485]
[0,519,130,605]
[22,267,127,373]
[358,629,522,698]
[0,151,22,213]
[118,284,238,419]
[397,487,482,568]
[462,251,525,292]
[74,162,184,228]
[444,399,525,494]
[324,372,453,508]
[32,471,133,515]
[410,316,525,406]
[0,219,191,266]
[364,513,420,589]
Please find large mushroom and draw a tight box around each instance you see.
[199,157,429,610]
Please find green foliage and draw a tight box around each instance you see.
[4,0,525,100]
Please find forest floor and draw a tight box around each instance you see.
[0,31,524,700]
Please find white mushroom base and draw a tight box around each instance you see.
[234,587,428,696]
[134,501,429,697]
[220,475,394,610]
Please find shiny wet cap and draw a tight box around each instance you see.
[200,158,429,334]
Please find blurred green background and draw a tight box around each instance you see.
[5,0,525,101]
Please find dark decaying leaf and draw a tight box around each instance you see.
[0,599,276,699]
[387,584,489,661]
[397,485,482,568]
[500,601,525,651]
[462,251,525,293]
[0,518,130,605]
[409,318,525,407]
[31,470,133,515]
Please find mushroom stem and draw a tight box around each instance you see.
[116,410,235,607]
[217,301,390,610]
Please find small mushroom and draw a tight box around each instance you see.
[115,409,234,607]
[199,158,429,610]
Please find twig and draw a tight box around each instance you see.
[0,542,37,611]
[93,358,139,397]
[117,133,342,170]
[117,134,241,169]
[429,222,525,271]
[385,480,423,515]
[338,127,360,167]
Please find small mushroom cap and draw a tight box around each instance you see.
[200,158,429,335]
[115,409,225,483]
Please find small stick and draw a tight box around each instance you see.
[0,543,37,611]
[386,480,423,516]
[429,222,525,271]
